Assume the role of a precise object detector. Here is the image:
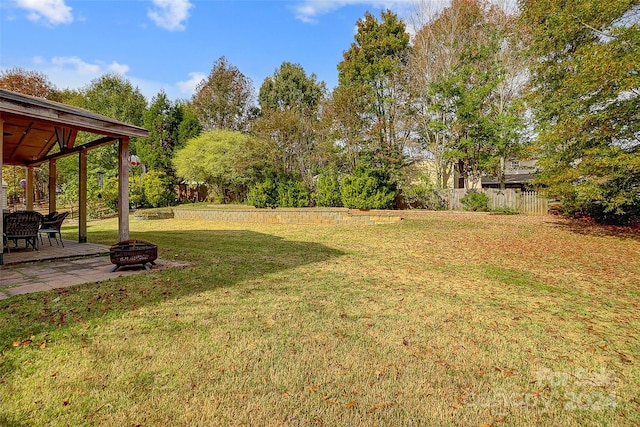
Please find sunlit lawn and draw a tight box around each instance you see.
[1,212,639,426]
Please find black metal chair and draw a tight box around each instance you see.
[39,211,69,247]
[3,211,43,252]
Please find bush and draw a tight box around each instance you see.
[143,170,175,207]
[96,175,147,210]
[314,174,342,207]
[461,191,490,212]
[248,174,310,208]
[247,177,277,208]
[491,206,520,215]
[398,168,447,210]
[99,177,119,211]
[277,178,310,207]
[341,166,396,210]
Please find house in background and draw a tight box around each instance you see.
[411,157,538,191]
[481,158,538,190]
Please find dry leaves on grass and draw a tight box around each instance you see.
[12,336,34,347]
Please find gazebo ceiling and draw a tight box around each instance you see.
[0,88,148,166]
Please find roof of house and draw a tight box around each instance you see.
[481,173,536,185]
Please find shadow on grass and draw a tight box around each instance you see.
[547,217,640,241]
[0,229,344,374]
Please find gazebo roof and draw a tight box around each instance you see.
[1,88,148,166]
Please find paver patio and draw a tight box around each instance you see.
[0,239,187,299]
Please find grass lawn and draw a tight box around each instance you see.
[1,212,639,426]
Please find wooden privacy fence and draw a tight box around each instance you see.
[448,189,549,215]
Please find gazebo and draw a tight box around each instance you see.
[1,88,149,265]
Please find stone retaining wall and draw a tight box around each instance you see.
[173,207,403,225]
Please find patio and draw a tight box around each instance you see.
[1,238,108,265]
[0,239,187,299]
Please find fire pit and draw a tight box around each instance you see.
[109,240,158,272]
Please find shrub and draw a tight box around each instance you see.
[491,206,520,215]
[341,166,396,210]
[97,175,147,210]
[398,169,446,210]
[99,177,119,211]
[247,177,277,208]
[461,191,490,212]
[143,169,175,207]
[314,174,342,207]
[248,174,310,208]
[277,179,310,207]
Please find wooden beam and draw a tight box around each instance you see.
[1,119,4,265]
[78,149,87,243]
[27,136,117,166]
[49,159,57,213]
[118,137,129,243]
[26,165,34,210]
[9,121,33,159]
[36,131,58,159]
[55,127,78,152]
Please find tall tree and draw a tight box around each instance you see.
[253,62,326,184]
[335,10,412,177]
[176,101,202,147]
[81,74,146,126]
[520,0,640,223]
[139,90,182,175]
[410,0,525,189]
[191,56,255,132]
[0,67,58,99]
[79,73,147,171]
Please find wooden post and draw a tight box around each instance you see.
[0,118,4,265]
[26,165,34,210]
[49,159,57,213]
[78,148,87,243]
[118,137,130,243]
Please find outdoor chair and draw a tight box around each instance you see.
[39,211,69,247]
[42,211,58,223]
[3,211,43,253]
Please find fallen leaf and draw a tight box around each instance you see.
[345,400,356,409]
[39,340,47,349]
[12,336,34,347]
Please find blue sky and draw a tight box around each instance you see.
[0,0,425,102]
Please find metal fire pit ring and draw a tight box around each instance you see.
[109,239,158,272]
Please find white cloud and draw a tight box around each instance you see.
[108,62,130,75]
[38,55,132,77]
[50,56,101,74]
[177,72,206,96]
[15,0,73,25]
[148,0,193,31]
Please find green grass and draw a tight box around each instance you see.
[1,212,639,426]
